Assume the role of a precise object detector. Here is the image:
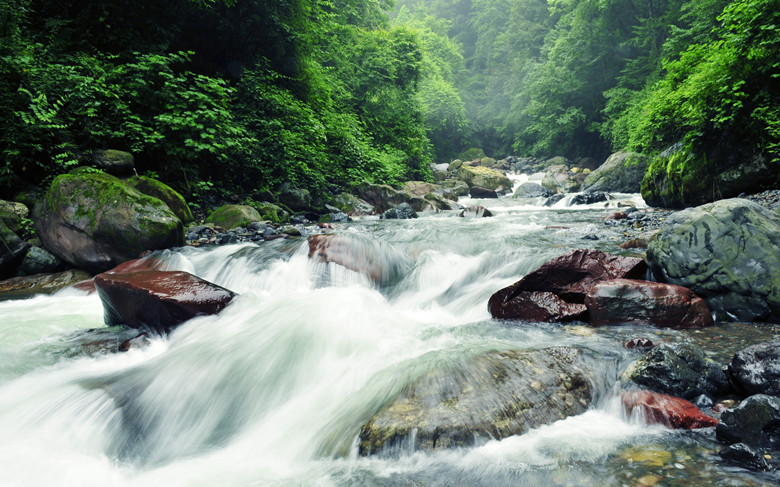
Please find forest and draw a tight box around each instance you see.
[1,0,778,204]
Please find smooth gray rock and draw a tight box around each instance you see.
[646,199,780,321]
[513,182,553,199]
[93,149,134,176]
[17,246,62,275]
[581,151,649,193]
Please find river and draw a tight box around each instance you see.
[1,182,778,486]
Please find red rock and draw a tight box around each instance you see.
[94,270,236,333]
[308,234,386,284]
[488,249,646,320]
[622,390,718,429]
[605,211,628,220]
[488,289,587,322]
[585,279,713,328]
[69,256,164,294]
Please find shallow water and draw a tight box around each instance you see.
[1,188,778,486]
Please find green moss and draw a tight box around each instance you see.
[251,202,289,224]
[205,204,262,230]
[641,146,713,208]
[457,147,486,161]
[125,175,194,223]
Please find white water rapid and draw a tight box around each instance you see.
[0,188,773,486]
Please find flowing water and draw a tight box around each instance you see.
[1,183,779,486]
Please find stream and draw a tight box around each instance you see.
[1,182,779,486]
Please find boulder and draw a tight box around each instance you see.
[0,219,30,279]
[381,203,417,220]
[646,199,780,321]
[307,234,411,286]
[468,186,498,198]
[94,270,237,333]
[36,170,183,274]
[489,289,586,322]
[581,152,650,193]
[728,343,780,397]
[585,279,714,329]
[358,347,593,455]
[718,443,772,471]
[205,205,262,230]
[489,249,647,321]
[542,165,578,194]
[456,166,512,191]
[0,269,92,301]
[626,343,730,400]
[0,199,29,232]
[401,181,459,201]
[716,394,780,448]
[16,246,63,276]
[458,206,493,218]
[279,184,312,212]
[569,191,609,206]
[252,202,290,223]
[125,176,193,223]
[457,148,486,161]
[355,183,408,213]
[92,149,134,176]
[440,179,470,197]
[512,182,553,199]
[621,390,718,429]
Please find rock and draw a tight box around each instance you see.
[17,246,63,276]
[0,199,29,232]
[646,199,780,321]
[575,157,600,170]
[355,183,408,214]
[626,343,730,400]
[489,249,646,321]
[569,191,608,206]
[422,192,456,211]
[585,279,714,329]
[124,176,193,223]
[479,157,496,167]
[205,205,262,231]
[94,270,237,333]
[543,194,566,206]
[457,148,486,161]
[718,443,772,471]
[92,149,134,176]
[581,151,650,193]
[307,234,411,286]
[119,333,151,352]
[401,181,459,201]
[620,235,655,249]
[440,179,470,197]
[382,203,417,219]
[458,206,493,218]
[36,170,183,274]
[0,219,30,279]
[253,201,290,223]
[621,390,718,429]
[512,182,554,199]
[0,269,92,301]
[624,338,655,351]
[358,347,593,455]
[488,289,587,322]
[716,394,780,448]
[542,165,579,194]
[447,159,464,171]
[456,166,512,191]
[468,186,498,198]
[279,184,312,212]
[728,343,780,397]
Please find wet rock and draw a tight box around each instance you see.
[489,249,646,321]
[468,186,498,198]
[0,219,30,279]
[92,149,134,176]
[569,192,608,206]
[381,203,417,220]
[646,199,780,322]
[458,206,493,218]
[719,443,772,471]
[16,246,63,276]
[205,205,262,231]
[358,347,593,456]
[585,279,714,329]
[307,234,411,286]
[488,289,587,322]
[581,151,650,193]
[36,170,183,274]
[625,338,655,351]
[728,343,780,397]
[542,165,578,194]
[543,194,566,206]
[0,269,92,301]
[94,270,237,333]
[626,343,730,400]
[622,390,718,429]
[119,333,151,352]
[716,394,780,448]
[512,182,553,199]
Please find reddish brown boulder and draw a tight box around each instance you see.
[622,390,718,429]
[94,270,236,333]
[488,249,646,321]
[488,288,586,321]
[585,279,713,328]
[307,234,409,286]
[68,255,164,294]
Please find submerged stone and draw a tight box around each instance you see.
[622,390,718,429]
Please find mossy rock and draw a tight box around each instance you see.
[0,219,30,279]
[205,205,262,230]
[479,157,497,167]
[457,148,486,161]
[125,176,193,223]
[36,170,183,274]
[252,202,289,224]
[581,151,649,193]
[641,148,712,209]
[330,192,374,216]
[92,149,134,176]
[456,166,512,191]
[0,199,29,233]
